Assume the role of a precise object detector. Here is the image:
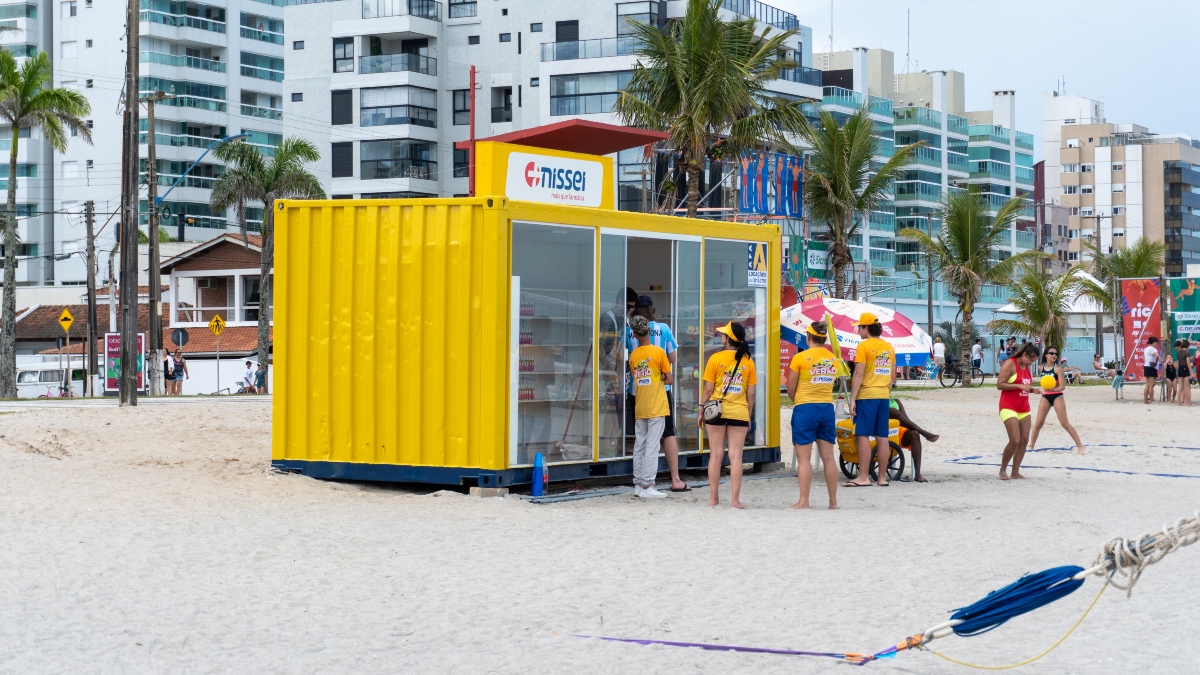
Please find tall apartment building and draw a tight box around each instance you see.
[1042,91,1104,208]
[282,0,819,207]
[814,48,1036,274]
[35,0,286,286]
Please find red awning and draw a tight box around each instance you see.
[455,119,667,156]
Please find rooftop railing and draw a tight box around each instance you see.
[893,105,941,129]
[822,86,862,109]
[1015,130,1035,151]
[869,95,893,117]
[775,65,821,86]
[720,0,798,30]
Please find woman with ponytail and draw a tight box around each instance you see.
[699,322,757,508]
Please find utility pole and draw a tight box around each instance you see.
[468,65,476,197]
[84,200,97,396]
[141,90,174,396]
[119,0,140,406]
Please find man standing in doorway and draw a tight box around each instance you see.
[846,312,895,487]
[627,295,690,492]
[1143,336,1161,404]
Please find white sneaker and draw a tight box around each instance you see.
[638,487,667,499]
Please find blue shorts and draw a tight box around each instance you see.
[854,398,891,438]
[791,403,835,445]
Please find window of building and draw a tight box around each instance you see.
[499,33,511,42]
[1062,185,1079,195]
[1112,162,1124,172]
[530,22,542,32]
[501,7,507,15]
[1062,163,1079,173]
[293,40,304,50]
[333,37,354,73]
[331,142,352,178]
[1068,207,1079,216]
[1088,137,1093,143]
[550,71,632,116]
[1081,163,1093,173]
[617,2,659,35]
[1113,230,1125,238]
[1063,118,1076,124]
[85,39,92,48]
[453,148,469,178]
[530,77,539,87]
[1066,138,1080,148]
[360,139,437,181]
[468,35,480,45]
[1081,186,1093,195]
[1068,229,1079,239]
[331,90,352,125]
[452,89,470,125]
[85,119,92,129]
[360,86,438,128]
[61,1,75,17]
[1113,206,1126,215]
[85,79,93,88]
[1081,207,1093,217]
[555,20,579,42]
[1112,183,1125,193]
[291,92,303,102]
[241,52,285,82]
[61,41,76,59]
[1068,251,1079,261]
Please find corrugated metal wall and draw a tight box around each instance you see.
[273,199,510,469]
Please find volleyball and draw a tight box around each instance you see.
[1039,375,1057,390]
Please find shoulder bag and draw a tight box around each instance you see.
[702,353,744,422]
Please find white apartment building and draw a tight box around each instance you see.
[42,0,285,286]
[1042,91,1104,207]
[282,0,819,205]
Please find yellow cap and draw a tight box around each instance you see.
[716,321,738,341]
[853,312,880,327]
[806,323,826,338]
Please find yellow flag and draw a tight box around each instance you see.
[825,312,851,378]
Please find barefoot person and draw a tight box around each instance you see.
[997,342,1040,480]
[785,321,838,509]
[628,315,672,499]
[700,322,756,509]
[1175,340,1192,407]
[1143,336,1160,404]
[846,312,895,487]
[889,398,937,482]
[1027,346,1085,455]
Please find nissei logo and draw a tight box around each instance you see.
[507,151,604,207]
[524,161,589,192]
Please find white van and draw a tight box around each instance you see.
[16,363,86,398]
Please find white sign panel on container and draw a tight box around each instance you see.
[505,152,604,207]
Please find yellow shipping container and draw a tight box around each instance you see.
[272,142,781,488]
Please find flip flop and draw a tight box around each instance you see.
[669,485,693,492]
[877,482,890,487]
[842,482,870,488]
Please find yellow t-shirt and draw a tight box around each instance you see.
[629,344,671,419]
[853,337,894,400]
[789,347,837,405]
[703,350,758,421]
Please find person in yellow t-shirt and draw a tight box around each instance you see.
[847,312,895,487]
[785,321,838,510]
[628,315,673,498]
[700,321,757,509]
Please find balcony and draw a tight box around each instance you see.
[361,104,437,128]
[893,106,941,130]
[359,52,437,75]
[240,26,284,44]
[540,36,638,62]
[551,93,618,116]
[720,0,798,30]
[361,158,437,180]
[165,95,226,112]
[140,10,226,33]
[947,152,968,174]
[970,161,1011,181]
[822,86,862,110]
[874,137,894,158]
[139,132,224,148]
[491,106,512,123]
[1015,229,1036,249]
[869,249,895,268]
[240,104,282,120]
[362,0,441,20]
[1016,166,1035,186]
[969,124,1010,145]
[904,144,942,169]
[447,0,475,17]
[947,114,968,137]
[869,96,892,117]
[141,51,227,72]
[1015,131,1035,151]
[775,65,821,86]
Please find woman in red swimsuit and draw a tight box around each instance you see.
[996,342,1042,480]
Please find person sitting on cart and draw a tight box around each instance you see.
[888,398,937,483]
[846,312,895,487]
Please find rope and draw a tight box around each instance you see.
[946,566,1086,637]
[1086,512,1200,597]
[925,582,1108,670]
[570,635,860,662]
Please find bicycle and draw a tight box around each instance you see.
[938,357,988,388]
[38,384,76,399]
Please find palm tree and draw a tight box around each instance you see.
[210,137,324,367]
[1078,236,1164,315]
[933,318,981,362]
[797,107,916,298]
[0,51,92,398]
[987,262,1085,351]
[614,0,808,218]
[899,188,1046,385]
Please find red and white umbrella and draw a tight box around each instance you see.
[781,298,934,366]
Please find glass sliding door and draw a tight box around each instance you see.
[510,222,594,466]
[674,240,702,452]
[597,233,627,460]
[703,239,768,446]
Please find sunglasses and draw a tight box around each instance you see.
[1045,352,1058,356]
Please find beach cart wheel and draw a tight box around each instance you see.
[839,455,860,480]
[868,442,907,482]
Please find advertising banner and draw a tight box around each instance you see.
[739,151,802,216]
[505,151,604,207]
[1120,278,1162,382]
[104,332,146,392]
[1167,278,1200,342]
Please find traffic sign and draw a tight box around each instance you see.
[1032,336,1042,345]
[58,308,74,333]
[208,314,225,337]
[171,327,189,347]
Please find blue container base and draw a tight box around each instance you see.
[273,447,781,488]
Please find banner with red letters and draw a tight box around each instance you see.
[1120,278,1162,382]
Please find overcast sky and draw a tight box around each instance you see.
[779,0,1200,159]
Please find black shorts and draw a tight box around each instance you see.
[705,416,749,427]
[1179,366,1191,378]
[1042,393,1063,406]
[1144,366,1158,379]
[662,390,676,438]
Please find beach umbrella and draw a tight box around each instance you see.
[781,298,934,366]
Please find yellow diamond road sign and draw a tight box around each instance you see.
[58,308,74,333]
[208,314,226,337]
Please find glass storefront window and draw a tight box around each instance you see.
[674,241,702,452]
[511,222,595,466]
[703,239,768,446]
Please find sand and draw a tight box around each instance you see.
[1,387,1197,674]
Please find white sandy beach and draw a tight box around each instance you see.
[1,386,1197,674]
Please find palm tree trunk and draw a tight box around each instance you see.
[1,131,20,398]
[686,161,700,219]
[831,241,848,299]
[960,308,974,387]
[257,200,274,373]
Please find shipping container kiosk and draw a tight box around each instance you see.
[272,122,781,487]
